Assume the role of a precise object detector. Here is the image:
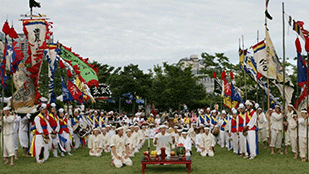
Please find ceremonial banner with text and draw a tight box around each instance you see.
[56,43,99,87]
[45,43,59,104]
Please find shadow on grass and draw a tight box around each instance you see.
[144,164,191,173]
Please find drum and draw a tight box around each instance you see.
[51,133,57,139]
[212,127,220,136]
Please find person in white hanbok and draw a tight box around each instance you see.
[177,131,192,156]
[125,129,135,157]
[153,125,175,158]
[148,124,156,139]
[19,113,31,157]
[110,127,133,168]
[13,113,20,159]
[200,127,215,157]
[1,106,15,165]
[298,109,308,162]
[88,128,104,157]
[195,127,203,153]
[101,127,110,152]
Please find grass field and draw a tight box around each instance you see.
[1,140,309,174]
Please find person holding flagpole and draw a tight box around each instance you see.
[1,106,15,166]
[244,100,258,160]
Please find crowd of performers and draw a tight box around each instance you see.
[1,99,309,166]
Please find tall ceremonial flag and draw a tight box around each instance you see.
[295,38,307,87]
[22,18,52,103]
[56,43,99,87]
[252,40,267,78]
[61,73,73,102]
[265,0,273,20]
[221,70,238,109]
[265,29,294,106]
[45,43,59,104]
[29,0,41,8]
[0,40,9,89]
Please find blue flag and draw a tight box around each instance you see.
[230,81,242,103]
[61,73,74,101]
[297,52,307,87]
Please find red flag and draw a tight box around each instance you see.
[9,26,19,39]
[257,72,262,80]
[59,60,65,69]
[213,72,216,78]
[296,38,302,53]
[68,79,84,103]
[67,69,72,78]
[224,81,231,96]
[221,70,226,80]
[230,71,234,80]
[2,21,10,35]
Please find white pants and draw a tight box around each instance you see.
[3,134,14,157]
[232,133,239,154]
[246,130,256,157]
[239,132,247,155]
[50,134,60,157]
[60,132,71,153]
[220,130,229,148]
[299,137,307,158]
[73,133,81,149]
[35,135,49,163]
[201,149,214,157]
[258,128,267,142]
[14,132,19,151]
[113,154,133,168]
[19,130,29,148]
[270,129,282,149]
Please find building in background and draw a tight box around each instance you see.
[178,55,215,93]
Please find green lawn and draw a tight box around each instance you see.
[1,140,309,174]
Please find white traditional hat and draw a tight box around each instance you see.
[159,125,166,129]
[39,104,47,110]
[257,107,262,111]
[50,103,56,108]
[206,107,211,111]
[74,109,79,113]
[59,108,64,113]
[115,126,124,131]
[301,109,307,113]
[245,100,253,106]
[126,129,132,132]
[255,103,259,109]
[232,109,237,114]
[222,110,226,114]
[238,103,245,109]
[288,104,294,108]
[204,127,210,130]
[93,127,100,132]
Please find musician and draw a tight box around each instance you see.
[1,106,15,165]
[88,128,104,157]
[284,104,296,154]
[210,110,219,145]
[110,126,133,168]
[46,103,60,157]
[19,113,31,157]
[237,104,247,157]
[269,105,283,155]
[200,127,215,157]
[99,112,106,128]
[229,108,238,154]
[204,108,211,126]
[147,114,154,124]
[71,109,84,150]
[92,110,100,129]
[33,104,50,164]
[244,100,258,160]
[218,110,229,149]
[58,108,72,156]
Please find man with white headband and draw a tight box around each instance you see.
[177,129,192,156]
[1,106,15,165]
[110,126,132,168]
[257,107,267,148]
[237,103,247,157]
[33,104,50,164]
[154,125,175,158]
[101,127,110,153]
[47,103,60,157]
[244,100,258,160]
[229,108,238,154]
[200,127,215,157]
[284,104,296,155]
[58,108,72,156]
[88,128,104,157]
[270,105,283,155]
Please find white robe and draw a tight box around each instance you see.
[88,134,104,156]
[3,115,15,157]
[110,134,133,168]
[19,115,30,148]
[200,133,215,157]
[154,132,173,156]
[178,136,192,156]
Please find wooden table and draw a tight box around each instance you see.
[141,156,191,173]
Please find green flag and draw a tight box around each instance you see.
[57,43,99,87]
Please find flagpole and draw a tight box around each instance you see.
[256,30,259,103]
[242,35,247,101]
[282,2,286,152]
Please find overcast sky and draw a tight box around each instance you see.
[1,0,309,72]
